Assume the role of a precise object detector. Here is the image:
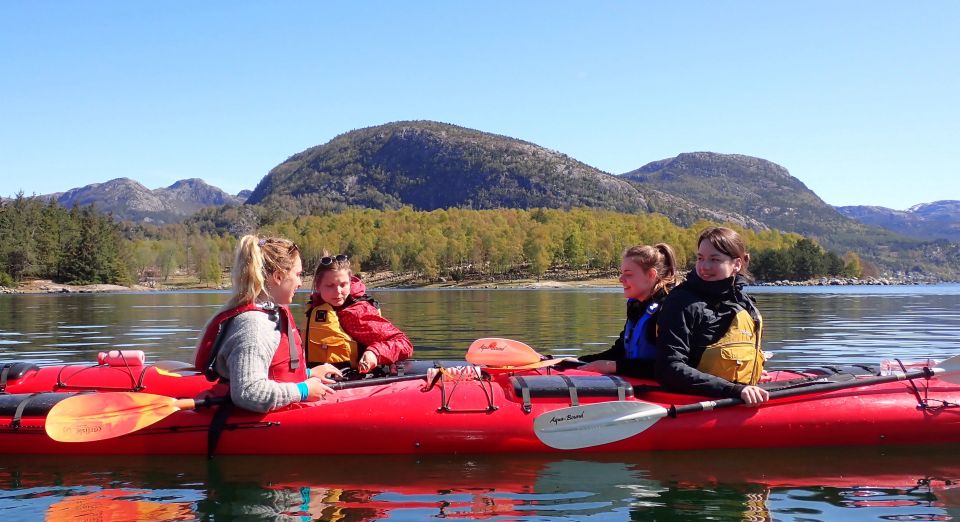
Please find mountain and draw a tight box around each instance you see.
[51,178,245,223]
[836,201,960,241]
[246,121,764,229]
[620,152,909,252]
[155,178,246,214]
[28,121,956,277]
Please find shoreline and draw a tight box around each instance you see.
[1,274,949,295]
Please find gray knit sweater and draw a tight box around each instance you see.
[213,308,302,413]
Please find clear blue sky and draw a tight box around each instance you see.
[2,2,957,210]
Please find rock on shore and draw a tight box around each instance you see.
[757,276,940,286]
[3,280,153,294]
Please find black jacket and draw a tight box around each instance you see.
[579,295,662,379]
[655,272,759,398]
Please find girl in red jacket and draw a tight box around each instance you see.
[304,254,414,374]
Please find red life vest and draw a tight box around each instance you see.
[194,303,306,383]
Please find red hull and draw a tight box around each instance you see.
[2,360,960,455]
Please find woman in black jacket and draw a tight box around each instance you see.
[655,227,769,405]
[579,243,678,378]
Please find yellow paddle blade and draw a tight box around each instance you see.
[466,338,543,367]
[45,392,189,443]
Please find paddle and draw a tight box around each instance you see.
[45,373,429,443]
[535,354,960,450]
[45,392,220,443]
[466,338,578,370]
[331,373,427,390]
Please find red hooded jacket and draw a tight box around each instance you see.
[307,276,413,365]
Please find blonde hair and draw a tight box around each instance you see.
[225,235,301,309]
[623,243,678,297]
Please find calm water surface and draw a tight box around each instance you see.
[2,285,960,521]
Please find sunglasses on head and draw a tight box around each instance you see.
[319,254,349,267]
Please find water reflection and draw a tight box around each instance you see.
[1,446,958,521]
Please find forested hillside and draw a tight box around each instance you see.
[6,122,958,285]
[2,194,869,288]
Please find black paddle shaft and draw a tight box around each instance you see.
[329,373,427,390]
[668,366,936,417]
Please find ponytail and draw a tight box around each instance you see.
[652,243,678,296]
[224,235,300,310]
[622,242,679,298]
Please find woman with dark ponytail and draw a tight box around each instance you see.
[579,243,678,378]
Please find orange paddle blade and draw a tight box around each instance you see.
[466,338,543,367]
[45,392,195,443]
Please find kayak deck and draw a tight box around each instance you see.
[1,359,959,455]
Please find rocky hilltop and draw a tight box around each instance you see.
[837,200,960,241]
[621,152,905,252]
[49,177,246,223]
[246,121,761,228]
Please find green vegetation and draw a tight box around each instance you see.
[0,194,130,285]
[0,194,235,287]
[752,239,864,281]
[0,196,915,288]
[261,208,858,282]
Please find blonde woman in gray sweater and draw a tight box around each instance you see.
[194,235,342,413]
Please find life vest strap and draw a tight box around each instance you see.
[615,377,627,401]
[514,376,533,413]
[284,306,298,370]
[204,317,237,382]
[509,375,635,412]
[207,398,234,459]
[559,375,579,406]
[11,392,41,430]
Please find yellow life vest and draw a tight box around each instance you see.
[696,306,765,385]
[305,303,359,368]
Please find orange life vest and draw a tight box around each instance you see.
[304,302,360,368]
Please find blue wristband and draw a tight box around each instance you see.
[296,381,309,400]
[306,367,311,378]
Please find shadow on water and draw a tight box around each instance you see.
[2,446,959,521]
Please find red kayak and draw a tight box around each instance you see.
[1,347,959,455]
